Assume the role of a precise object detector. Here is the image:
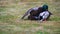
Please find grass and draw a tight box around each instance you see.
[0,0,60,34]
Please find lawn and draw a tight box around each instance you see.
[0,0,60,34]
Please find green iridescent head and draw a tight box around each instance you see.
[42,4,48,11]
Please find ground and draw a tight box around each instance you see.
[0,0,60,34]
